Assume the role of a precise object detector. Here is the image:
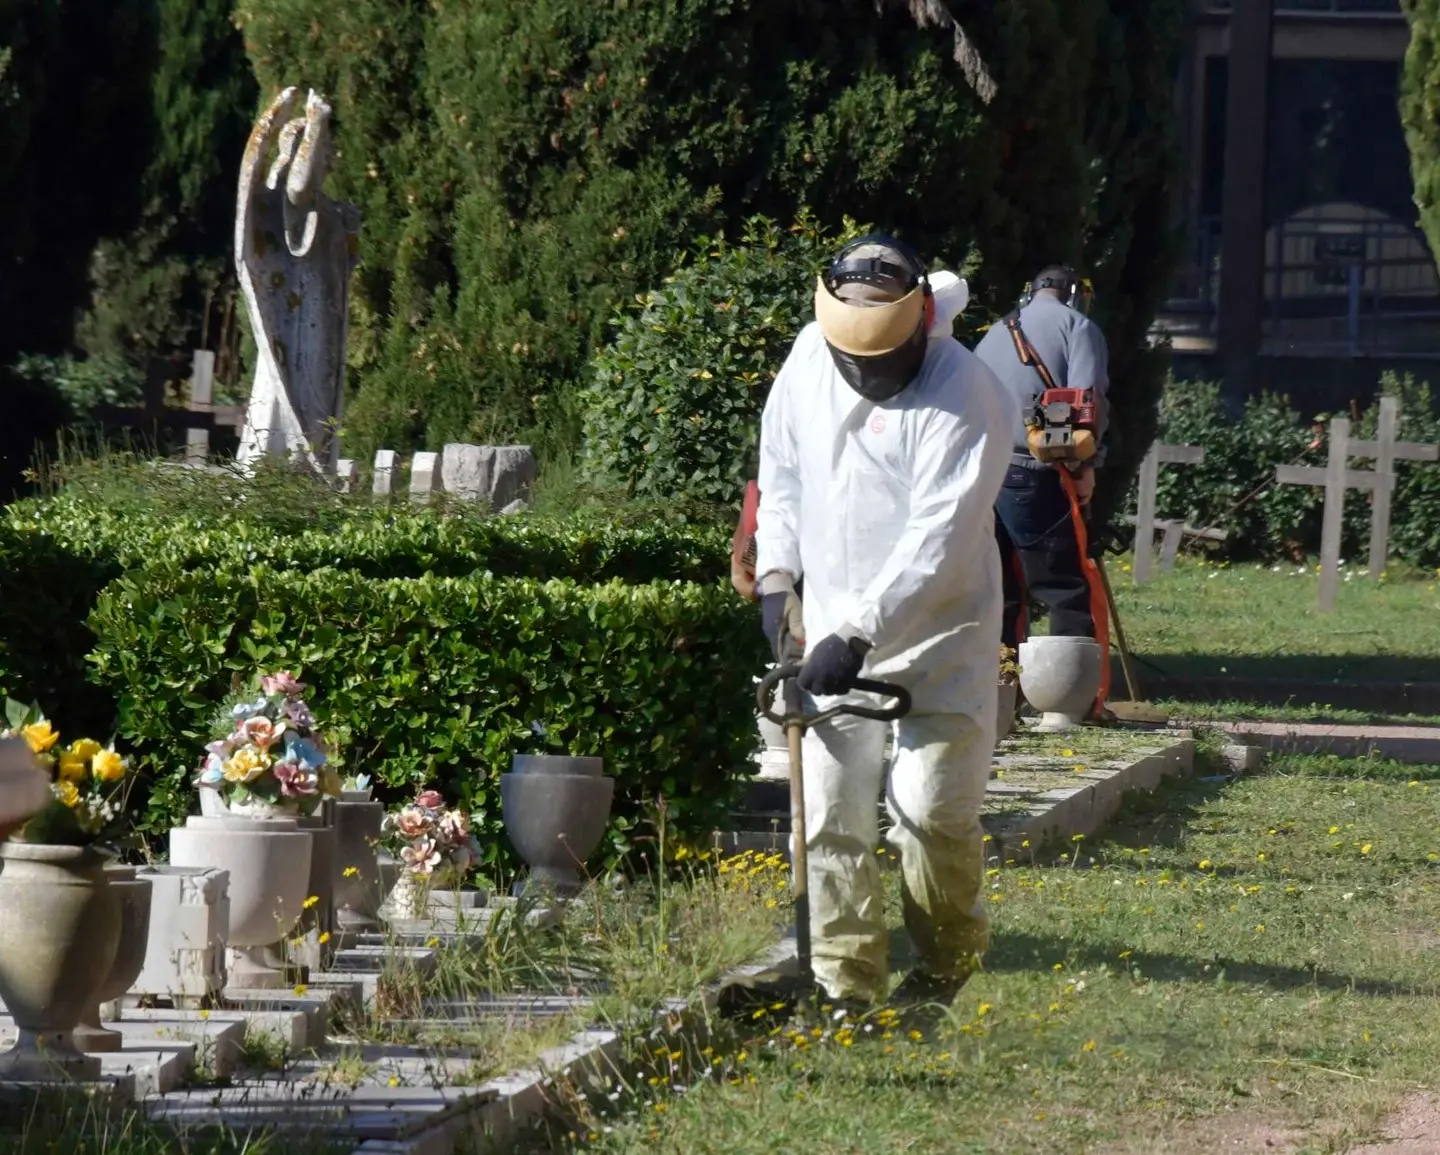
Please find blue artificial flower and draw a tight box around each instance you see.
[285,732,327,770]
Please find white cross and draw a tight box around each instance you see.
[1131,443,1206,585]
[1275,417,1386,612]
[1347,396,1439,578]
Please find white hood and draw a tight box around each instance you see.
[927,270,970,337]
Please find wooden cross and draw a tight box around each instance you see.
[1347,396,1438,578]
[1275,417,1389,612]
[1131,442,1206,585]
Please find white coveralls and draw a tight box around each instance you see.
[754,286,1016,1002]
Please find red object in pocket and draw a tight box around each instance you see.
[731,481,761,588]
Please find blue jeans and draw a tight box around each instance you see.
[994,465,1094,648]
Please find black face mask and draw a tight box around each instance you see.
[824,324,927,403]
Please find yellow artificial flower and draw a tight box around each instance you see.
[22,721,58,754]
[53,780,80,809]
[92,748,127,783]
[69,738,102,762]
[223,747,270,783]
[57,754,88,783]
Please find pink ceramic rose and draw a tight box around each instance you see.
[273,761,317,797]
[394,806,429,838]
[240,715,286,750]
[401,837,442,874]
[414,789,445,810]
[261,670,306,697]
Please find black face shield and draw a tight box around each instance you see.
[823,323,928,403]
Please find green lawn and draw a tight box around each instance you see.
[1108,556,1440,686]
[541,751,1440,1154]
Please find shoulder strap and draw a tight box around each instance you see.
[1003,311,1060,392]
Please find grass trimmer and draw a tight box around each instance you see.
[718,665,910,1018]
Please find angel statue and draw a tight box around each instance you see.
[235,87,361,473]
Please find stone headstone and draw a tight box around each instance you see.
[440,443,537,511]
[372,449,397,496]
[409,451,438,503]
[131,866,230,1008]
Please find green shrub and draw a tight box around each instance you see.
[87,564,765,853]
[1403,0,1440,268]
[582,214,865,503]
[0,525,118,739]
[9,462,731,585]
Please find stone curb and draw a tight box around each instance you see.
[982,734,1196,860]
[1196,720,1440,765]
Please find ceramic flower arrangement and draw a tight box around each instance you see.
[195,670,341,817]
[383,789,481,885]
[1,699,135,846]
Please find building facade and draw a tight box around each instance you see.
[1160,0,1438,395]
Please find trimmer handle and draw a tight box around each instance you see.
[757,665,912,728]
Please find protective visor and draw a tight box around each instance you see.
[813,278,926,356]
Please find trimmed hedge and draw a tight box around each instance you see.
[86,564,763,851]
[0,472,753,859]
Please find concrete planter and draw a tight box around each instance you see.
[169,815,313,989]
[333,798,384,933]
[509,755,604,778]
[0,842,121,1079]
[1018,636,1102,731]
[130,865,229,1007]
[74,865,153,1052]
[502,755,615,895]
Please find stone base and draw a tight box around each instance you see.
[0,1029,99,1081]
[71,1022,124,1054]
[226,945,298,990]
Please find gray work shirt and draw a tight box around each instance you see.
[972,295,1110,469]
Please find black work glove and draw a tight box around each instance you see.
[797,633,867,697]
[761,590,806,663]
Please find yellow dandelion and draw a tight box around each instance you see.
[1361,844,1373,855]
[977,1003,993,1017]
[303,895,320,909]
[1083,1039,1096,1052]
[318,932,331,945]
[1198,859,1212,870]
[343,866,360,878]
[1329,825,1340,834]
[293,984,308,997]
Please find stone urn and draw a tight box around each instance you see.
[501,755,614,896]
[1017,636,1102,731]
[0,842,121,1079]
[754,665,791,781]
[333,795,384,933]
[73,864,153,1053]
[169,815,313,989]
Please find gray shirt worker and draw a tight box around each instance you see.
[973,294,1111,471]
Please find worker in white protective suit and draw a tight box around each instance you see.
[754,235,1016,1008]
